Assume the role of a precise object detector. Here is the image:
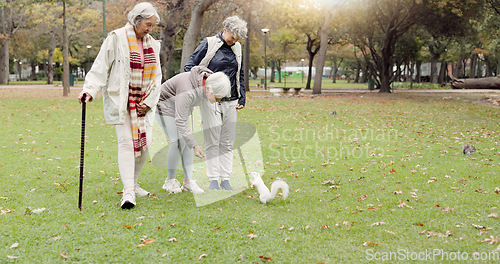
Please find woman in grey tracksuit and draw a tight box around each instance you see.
[156,66,230,194]
[184,16,247,190]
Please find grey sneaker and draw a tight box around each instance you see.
[120,192,136,209]
[182,180,205,194]
[162,178,182,193]
[220,180,234,190]
[208,180,220,190]
[135,184,151,197]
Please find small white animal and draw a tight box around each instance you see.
[250,172,289,204]
[462,143,476,156]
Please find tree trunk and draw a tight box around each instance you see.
[354,59,361,83]
[379,37,393,93]
[16,61,21,81]
[497,52,500,76]
[31,64,37,80]
[270,60,276,83]
[476,56,482,78]
[0,38,8,84]
[360,63,368,83]
[415,60,422,82]
[331,56,339,83]
[159,0,186,82]
[306,54,314,90]
[276,60,281,83]
[179,0,217,72]
[453,54,463,77]
[62,1,70,96]
[470,53,477,78]
[160,26,176,81]
[450,75,500,89]
[430,55,439,83]
[0,5,10,84]
[313,11,332,95]
[47,35,56,84]
[438,59,446,84]
[305,34,319,90]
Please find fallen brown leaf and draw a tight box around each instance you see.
[481,236,499,245]
[363,241,378,246]
[60,253,68,259]
[198,253,208,260]
[247,234,258,239]
[136,238,156,248]
[488,213,499,218]
[122,225,132,229]
[259,256,273,262]
[441,207,454,213]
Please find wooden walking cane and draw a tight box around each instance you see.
[78,94,87,210]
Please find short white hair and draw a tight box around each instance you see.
[206,72,231,98]
[127,2,160,26]
[223,16,248,39]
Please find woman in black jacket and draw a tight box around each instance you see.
[184,16,247,190]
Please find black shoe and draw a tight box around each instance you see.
[208,180,220,190]
[220,180,234,190]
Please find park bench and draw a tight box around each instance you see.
[271,87,303,95]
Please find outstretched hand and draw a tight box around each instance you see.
[236,104,245,110]
[193,145,205,158]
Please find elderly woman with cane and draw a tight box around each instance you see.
[156,66,231,194]
[78,2,162,209]
[184,16,247,190]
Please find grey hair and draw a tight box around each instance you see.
[222,16,248,39]
[206,72,231,98]
[127,2,160,26]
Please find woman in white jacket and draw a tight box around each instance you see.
[78,2,162,209]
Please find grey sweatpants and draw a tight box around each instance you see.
[200,100,238,181]
[155,113,194,180]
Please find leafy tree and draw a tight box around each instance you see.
[179,0,218,71]
[0,0,32,84]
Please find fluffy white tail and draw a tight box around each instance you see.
[270,180,289,200]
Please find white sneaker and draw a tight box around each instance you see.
[135,184,151,197]
[120,192,136,209]
[182,180,205,194]
[162,178,182,193]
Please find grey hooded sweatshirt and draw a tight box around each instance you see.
[156,66,212,149]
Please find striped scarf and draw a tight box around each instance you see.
[125,22,157,157]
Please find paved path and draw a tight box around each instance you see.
[0,84,83,90]
[251,87,500,94]
[1,84,499,95]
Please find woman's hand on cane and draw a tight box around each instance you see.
[193,145,205,158]
[78,92,92,103]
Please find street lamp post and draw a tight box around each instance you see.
[261,28,269,90]
[301,59,305,83]
[86,45,92,75]
[102,0,106,40]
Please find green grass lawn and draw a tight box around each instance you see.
[0,89,499,263]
